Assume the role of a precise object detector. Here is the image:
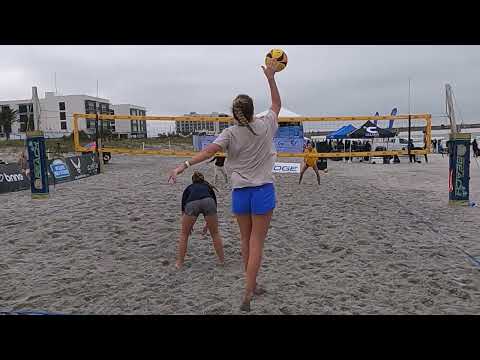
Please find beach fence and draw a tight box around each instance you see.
[71,113,432,161]
[0,153,100,195]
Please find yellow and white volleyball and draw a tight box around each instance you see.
[265,49,288,72]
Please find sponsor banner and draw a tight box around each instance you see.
[1,153,100,195]
[272,162,301,174]
[26,131,49,198]
[48,158,71,183]
[194,130,305,153]
[364,126,379,137]
[276,125,303,139]
[192,135,216,151]
[448,135,471,204]
[273,137,304,153]
[66,153,99,180]
[199,136,217,150]
[0,163,30,193]
[275,125,304,153]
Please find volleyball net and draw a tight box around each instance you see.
[72,113,432,159]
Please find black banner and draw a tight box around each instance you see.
[65,153,99,180]
[1,153,100,195]
[0,163,30,194]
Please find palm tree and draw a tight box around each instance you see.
[0,107,18,140]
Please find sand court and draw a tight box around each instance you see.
[1,154,479,314]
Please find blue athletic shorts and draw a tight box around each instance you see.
[232,183,276,215]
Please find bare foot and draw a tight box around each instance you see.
[175,261,183,269]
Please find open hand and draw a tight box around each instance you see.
[167,165,185,184]
[261,63,276,80]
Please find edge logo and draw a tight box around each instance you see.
[272,162,301,174]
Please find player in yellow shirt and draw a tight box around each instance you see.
[299,142,321,185]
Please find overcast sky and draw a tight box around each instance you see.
[1,45,479,124]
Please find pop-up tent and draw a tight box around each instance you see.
[326,124,357,139]
[256,107,301,118]
[346,120,397,162]
[347,120,396,139]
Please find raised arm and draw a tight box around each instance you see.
[262,64,281,116]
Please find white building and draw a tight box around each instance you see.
[176,112,231,135]
[0,91,147,139]
[112,104,147,139]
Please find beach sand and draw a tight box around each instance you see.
[1,153,479,314]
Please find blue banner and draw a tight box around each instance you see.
[49,158,71,182]
[274,125,304,153]
[448,134,471,205]
[26,131,49,199]
[276,125,303,139]
[273,137,304,153]
[199,136,217,150]
[194,124,305,153]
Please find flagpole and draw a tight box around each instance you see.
[408,78,412,162]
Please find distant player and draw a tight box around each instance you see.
[299,142,321,185]
[176,171,224,269]
[208,154,228,185]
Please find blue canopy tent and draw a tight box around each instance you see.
[326,124,357,162]
[326,124,357,139]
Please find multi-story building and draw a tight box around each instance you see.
[176,112,231,135]
[112,104,147,139]
[0,91,147,139]
[0,92,112,139]
[0,99,35,137]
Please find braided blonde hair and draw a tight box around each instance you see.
[232,94,256,136]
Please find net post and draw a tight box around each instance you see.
[95,112,104,174]
[426,114,432,153]
[73,114,80,152]
[26,130,49,199]
[448,132,471,206]
[408,114,412,161]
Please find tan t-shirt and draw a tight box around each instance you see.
[213,109,278,189]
